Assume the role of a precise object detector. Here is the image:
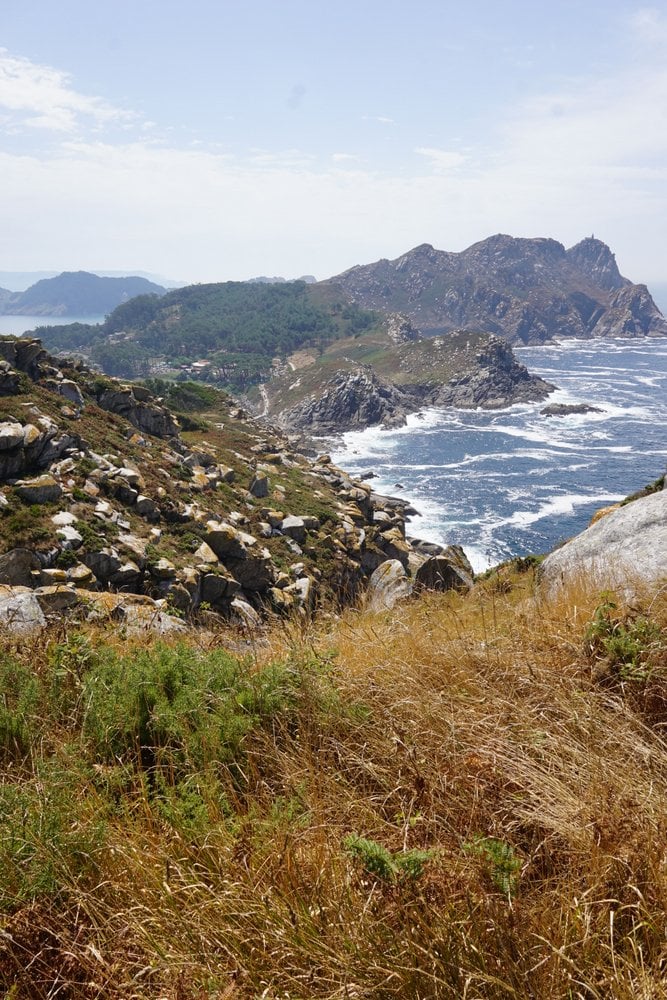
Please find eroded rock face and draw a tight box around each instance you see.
[284,369,409,434]
[539,488,667,595]
[92,384,179,439]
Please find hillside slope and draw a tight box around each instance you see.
[324,235,667,344]
[0,546,665,996]
[33,281,380,383]
[0,337,474,632]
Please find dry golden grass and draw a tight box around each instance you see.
[1,570,667,998]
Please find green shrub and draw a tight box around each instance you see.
[82,644,300,782]
[464,835,522,897]
[343,833,433,883]
[0,760,106,906]
[585,596,665,681]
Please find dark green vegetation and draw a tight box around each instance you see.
[1,573,667,997]
[35,281,380,387]
[1,271,165,317]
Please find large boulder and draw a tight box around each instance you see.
[0,587,46,632]
[0,548,41,587]
[14,475,62,504]
[366,559,413,611]
[204,521,252,560]
[414,552,474,592]
[539,489,667,595]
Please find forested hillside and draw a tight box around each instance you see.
[35,281,379,386]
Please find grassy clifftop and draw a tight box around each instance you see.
[1,565,666,997]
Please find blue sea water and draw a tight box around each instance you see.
[331,338,667,572]
[0,315,104,336]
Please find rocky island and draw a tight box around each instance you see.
[324,234,667,344]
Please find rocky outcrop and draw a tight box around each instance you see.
[89,382,179,439]
[280,337,553,433]
[539,487,667,595]
[284,369,410,433]
[541,403,603,417]
[0,341,476,629]
[325,235,667,345]
[422,336,553,410]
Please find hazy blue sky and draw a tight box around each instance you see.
[1,1,666,284]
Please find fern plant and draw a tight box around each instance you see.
[464,835,521,898]
[343,833,433,883]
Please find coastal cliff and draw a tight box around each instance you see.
[265,329,554,434]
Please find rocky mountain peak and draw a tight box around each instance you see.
[566,237,627,292]
[325,234,667,344]
[466,234,566,263]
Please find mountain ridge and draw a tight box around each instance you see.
[323,234,667,344]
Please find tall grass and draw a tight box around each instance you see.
[0,569,666,997]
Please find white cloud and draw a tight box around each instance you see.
[1,10,667,284]
[414,147,467,172]
[0,49,134,133]
[361,115,394,124]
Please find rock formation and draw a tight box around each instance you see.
[539,485,667,595]
[277,335,553,434]
[324,235,667,345]
[0,337,475,632]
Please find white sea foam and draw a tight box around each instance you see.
[328,338,666,568]
[498,492,626,529]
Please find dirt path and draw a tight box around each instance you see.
[258,383,270,416]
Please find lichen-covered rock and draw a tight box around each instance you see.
[204,521,250,560]
[0,422,25,451]
[0,586,46,632]
[14,475,62,504]
[281,515,307,543]
[34,585,80,613]
[248,472,269,498]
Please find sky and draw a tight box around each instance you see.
[1,0,666,286]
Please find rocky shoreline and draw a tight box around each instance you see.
[0,338,477,634]
[277,335,554,435]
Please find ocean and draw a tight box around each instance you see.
[0,316,104,336]
[330,338,667,572]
